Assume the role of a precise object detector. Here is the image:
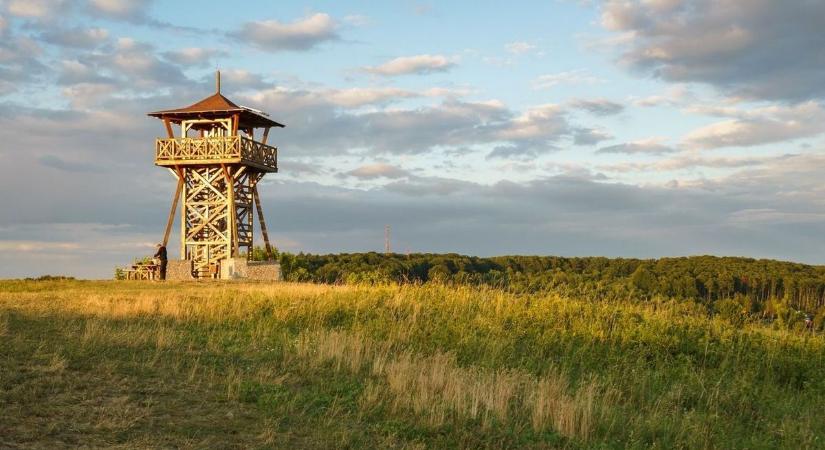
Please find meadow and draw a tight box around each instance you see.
[1,279,824,449]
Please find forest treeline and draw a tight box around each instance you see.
[252,249,825,329]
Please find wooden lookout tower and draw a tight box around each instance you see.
[147,71,283,279]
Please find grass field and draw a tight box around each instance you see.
[1,280,824,449]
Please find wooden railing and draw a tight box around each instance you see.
[155,136,278,171]
[240,137,278,169]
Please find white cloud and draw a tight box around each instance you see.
[569,98,624,116]
[62,83,118,109]
[87,0,145,19]
[234,13,339,52]
[364,54,456,76]
[598,138,677,155]
[633,85,693,108]
[325,87,418,107]
[0,240,81,252]
[684,101,825,149]
[532,70,602,90]
[347,163,409,179]
[7,0,64,18]
[163,47,227,66]
[497,104,567,141]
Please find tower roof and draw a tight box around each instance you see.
[148,72,284,129]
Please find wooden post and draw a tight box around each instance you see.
[261,127,270,145]
[180,168,186,261]
[163,118,174,138]
[222,165,238,258]
[252,185,274,261]
[163,172,184,247]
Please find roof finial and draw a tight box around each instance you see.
[216,70,221,94]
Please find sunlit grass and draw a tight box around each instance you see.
[1,279,823,448]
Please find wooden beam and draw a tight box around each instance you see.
[180,168,187,261]
[222,165,238,257]
[253,185,274,261]
[163,171,184,247]
[163,117,174,138]
[261,127,270,145]
[232,113,239,136]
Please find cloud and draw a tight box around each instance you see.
[233,13,339,52]
[684,101,825,149]
[61,82,118,108]
[325,87,419,107]
[505,41,536,55]
[573,128,612,146]
[364,54,455,76]
[162,47,228,66]
[346,163,409,179]
[55,38,190,96]
[598,138,677,155]
[602,154,772,173]
[633,85,693,108]
[241,85,595,159]
[496,104,568,141]
[87,0,146,19]
[241,87,516,155]
[280,160,324,176]
[569,98,624,116]
[484,103,575,159]
[39,26,109,48]
[600,0,825,102]
[248,154,825,265]
[0,28,47,94]
[6,0,69,19]
[38,154,103,172]
[532,70,602,90]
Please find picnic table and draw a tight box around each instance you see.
[123,261,160,280]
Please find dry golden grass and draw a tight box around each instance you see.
[295,327,603,439]
[2,279,824,448]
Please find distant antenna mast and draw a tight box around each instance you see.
[385,225,391,255]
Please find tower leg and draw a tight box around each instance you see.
[253,185,274,261]
[163,170,183,248]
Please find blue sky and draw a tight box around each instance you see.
[2,0,825,278]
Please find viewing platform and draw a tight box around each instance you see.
[154,136,278,172]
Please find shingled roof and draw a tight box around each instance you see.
[148,73,284,129]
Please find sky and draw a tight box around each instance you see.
[2,0,825,278]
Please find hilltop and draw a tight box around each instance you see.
[276,253,825,329]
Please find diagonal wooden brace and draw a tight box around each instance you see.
[252,185,274,261]
[163,169,184,247]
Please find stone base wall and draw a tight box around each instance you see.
[247,261,282,281]
[167,260,195,280]
[163,258,280,281]
[220,258,281,281]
